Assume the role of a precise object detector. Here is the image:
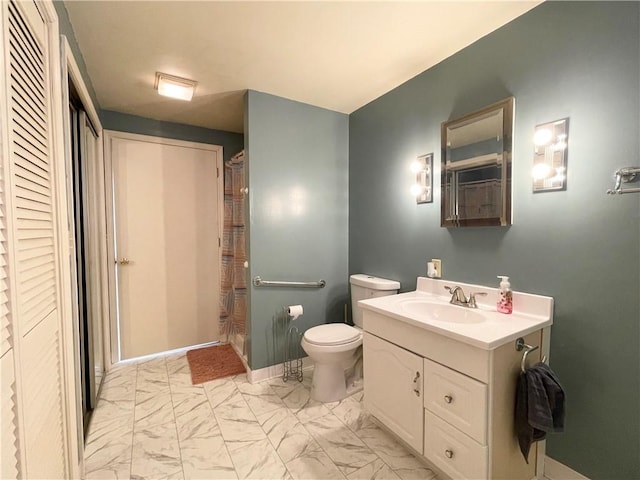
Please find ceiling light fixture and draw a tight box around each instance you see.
[154,72,197,101]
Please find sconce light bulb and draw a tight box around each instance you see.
[554,141,567,151]
[410,161,423,173]
[532,163,556,180]
[533,128,553,146]
[410,183,423,196]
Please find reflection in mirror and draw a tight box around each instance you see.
[532,118,568,192]
[441,97,514,227]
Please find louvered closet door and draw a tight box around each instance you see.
[4,0,67,477]
[1,133,19,480]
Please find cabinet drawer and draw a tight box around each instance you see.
[423,358,487,444]
[424,410,488,480]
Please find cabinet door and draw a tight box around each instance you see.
[363,332,423,452]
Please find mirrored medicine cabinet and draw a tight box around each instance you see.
[441,97,514,227]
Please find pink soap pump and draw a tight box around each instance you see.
[497,276,513,314]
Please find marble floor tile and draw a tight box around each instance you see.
[85,415,134,459]
[285,449,347,480]
[237,381,286,417]
[84,416,133,480]
[330,395,372,432]
[134,390,176,428]
[99,367,137,403]
[355,421,435,476]
[213,395,267,442]
[305,412,379,475]
[392,466,438,480]
[87,353,438,480]
[84,461,132,480]
[136,356,168,371]
[171,384,209,419]
[282,383,331,423]
[268,377,305,399]
[167,358,194,388]
[180,435,237,479]
[175,401,220,442]
[225,437,288,480]
[203,377,240,409]
[89,398,135,431]
[130,421,183,480]
[165,353,189,374]
[257,409,320,463]
[347,459,401,480]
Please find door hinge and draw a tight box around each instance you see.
[217,167,220,178]
[218,237,221,247]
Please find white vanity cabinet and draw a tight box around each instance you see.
[363,308,546,480]
[363,332,424,452]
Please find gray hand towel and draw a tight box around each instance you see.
[515,362,565,463]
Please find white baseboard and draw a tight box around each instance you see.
[246,357,313,383]
[545,456,589,480]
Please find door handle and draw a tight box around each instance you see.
[117,257,130,265]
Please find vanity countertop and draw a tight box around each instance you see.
[359,277,553,350]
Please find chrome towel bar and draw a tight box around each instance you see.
[252,276,326,288]
[607,167,640,195]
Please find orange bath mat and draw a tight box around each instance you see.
[186,343,246,385]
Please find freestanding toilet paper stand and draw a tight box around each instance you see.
[283,315,303,382]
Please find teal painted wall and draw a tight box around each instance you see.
[102,111,244,162]
[54,0,101,111]
[245,90,349,370]
[349,2,639,479]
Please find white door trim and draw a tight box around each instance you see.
[103,130,223,364]
[40,1,80,477]
[61,34,106,476]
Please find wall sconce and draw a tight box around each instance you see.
[410,153,433,204]
[532,118,569,192]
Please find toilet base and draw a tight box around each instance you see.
[309,363,364,403]
[310,363,347,403]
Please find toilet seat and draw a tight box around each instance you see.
[303,324,362,346]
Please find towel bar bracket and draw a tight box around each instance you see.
[515,337,547,373]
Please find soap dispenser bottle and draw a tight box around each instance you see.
[497,276,513,314]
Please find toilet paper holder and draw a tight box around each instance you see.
[283,307,304,383]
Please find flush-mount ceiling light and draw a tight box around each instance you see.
[154,72,197,101]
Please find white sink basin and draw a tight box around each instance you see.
[399,299,486,324]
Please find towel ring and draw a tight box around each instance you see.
[515,337,547,373]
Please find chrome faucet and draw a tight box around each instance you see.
[444,286,487,308]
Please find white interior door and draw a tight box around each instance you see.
[109,133,221,360]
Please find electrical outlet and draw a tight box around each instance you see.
[432,258,442,278]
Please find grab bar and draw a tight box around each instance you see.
[515,337,547,373]
[252,276,326,289]
[607,167,640,195]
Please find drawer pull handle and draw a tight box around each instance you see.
[445,449,454,459]
[413,372,421,396]
[444,395,453,404]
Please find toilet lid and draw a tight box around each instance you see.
[304,324,361,346]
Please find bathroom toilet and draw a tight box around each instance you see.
[301,274,400,402]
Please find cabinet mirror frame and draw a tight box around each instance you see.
[441,97,514,228]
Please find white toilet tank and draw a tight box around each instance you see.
[350,274,400,328]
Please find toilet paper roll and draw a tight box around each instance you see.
[287,305,303,321]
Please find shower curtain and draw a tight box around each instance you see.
[220,151,247,349]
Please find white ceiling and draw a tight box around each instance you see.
[64,1,541,134]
